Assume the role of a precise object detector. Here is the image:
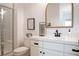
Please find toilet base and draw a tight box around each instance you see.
[14,47,29,56]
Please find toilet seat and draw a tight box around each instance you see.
[14,47,29,56]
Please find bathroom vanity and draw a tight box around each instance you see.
[30,36,79,56]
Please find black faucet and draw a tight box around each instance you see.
[54,30,61,37]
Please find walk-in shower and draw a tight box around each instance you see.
[0,4,14,56]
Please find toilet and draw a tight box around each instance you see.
[14,40,29,56]
[14,47,29,56]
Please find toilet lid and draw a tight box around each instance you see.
[14,47,29,53]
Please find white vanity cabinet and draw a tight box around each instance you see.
[31,46,42,56]
[64,44,79,56]
[30,38,79,56]
[42,49,63,56]
[30,39,64,56]
[42,41,64,56]
[30,40,43,56]
[43,41,64,52]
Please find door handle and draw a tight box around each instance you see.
[72,49,79,52]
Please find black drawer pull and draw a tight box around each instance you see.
[34,43,38,45]
[40,51,42,53]
[72,49,79,52]
[43,52,45,54]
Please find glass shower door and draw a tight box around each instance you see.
[3,6,13,55]
[0,11,1,55]
[0,5,14,56]
[0,7,3,56]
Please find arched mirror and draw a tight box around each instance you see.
[45,3,73,28]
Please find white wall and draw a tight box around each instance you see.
[23,3,46,48]
[14,3,79,48]
[23,3,79,48]
[14,4,25,47]
[47,4,79,42]
[0,3,79,49]
[24,3,46,36]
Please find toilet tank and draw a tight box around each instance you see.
[24,38,30,48]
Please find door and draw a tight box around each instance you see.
[0,5,14,55]
[0,7,4,56]
[0,12,1,55]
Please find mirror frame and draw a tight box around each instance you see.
[45,3,73,28]
[27,18,35,30]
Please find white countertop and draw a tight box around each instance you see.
[26,36,79,46]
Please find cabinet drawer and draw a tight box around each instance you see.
[64,53,77,56]
[31,46,42,56]
[43,49,63,56]
[31,40,42,47]
[64,45,79,55]
[43,42,63,52]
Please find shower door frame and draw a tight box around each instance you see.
[0,4,14,56]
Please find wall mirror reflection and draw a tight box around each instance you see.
[45,3,73,28]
